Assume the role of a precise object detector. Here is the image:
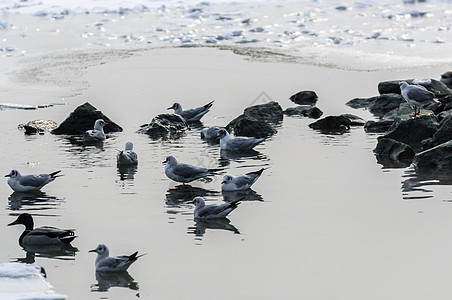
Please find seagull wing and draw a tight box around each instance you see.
[406,85,435,101]
[19,175,51,187]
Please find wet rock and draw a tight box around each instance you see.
[226,101,282,138]
[421,114,452,150]
[308,115,351,133]
[378,78,452,96]
[378,114,439,150]
[414,140,452,170]
[346,94,404,118]
[374,138,415,167]
[137,114,188,140]
[284,106,323,119]
[18,120,58,135]
[440,71,452,88]
[289,90,318,105]
[364,120,394,133]
[342,114,366,126]
[51,102,122,135]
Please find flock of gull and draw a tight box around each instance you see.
[5,100,266,273]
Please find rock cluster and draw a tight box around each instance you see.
[137,114,188,140]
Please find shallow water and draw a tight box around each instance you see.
[1,46,452,299]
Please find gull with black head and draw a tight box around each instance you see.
[167,100,214,122]
[5,169,61,192]
[89,244,145,272]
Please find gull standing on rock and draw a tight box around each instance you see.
[399,81,441,117]
[89,244,145,272]
[164,156,217,184]
[217,128,265,151]
[85,119,107,142]
[8,213,76,246]
[167,100,214,122]
[5,169,61,192]
[221,168,265,191]
[192,196,240,219]
[116,142,138,165]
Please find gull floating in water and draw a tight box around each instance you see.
[164,155,217,184]
[167,100,214,122]
[8,213,76,246]
[116,142,138,165]
[201,126,225,143]
[5,169,61,192]
[89,244,145,272]
[192,196,240,219]
[221,168,265,191]
[217,128,265,151]
[399,81,441,117]
[85,119,107,142]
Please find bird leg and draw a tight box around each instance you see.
[410,106,418,117]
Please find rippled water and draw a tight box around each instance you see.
[1,46,452,299]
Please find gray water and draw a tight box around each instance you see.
[1,47,452,299]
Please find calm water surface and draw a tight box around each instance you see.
[2,48,452,299]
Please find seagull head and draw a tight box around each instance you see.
[5,169,20,178]
[125,142,134,151]
[221,175,233,184]
[163,155,177,165]
[167,102,182,112]
[93,119,107,130]
[89,244,109,256]
[217,128,229,139]
[191,196,206,208]
[399,81,408,90]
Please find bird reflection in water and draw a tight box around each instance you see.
[187,218,240,237]
[222,189,263,202]
[219,149,264,167]
[8,191,61,211]
[165,184,220,206]
[90,270,139,293]
[117,165,138,181]
[13,244,78,264]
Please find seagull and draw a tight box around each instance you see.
[201,126,225,142]
[89,244,145,272]
[116,142,138,165]
[221,168,265,191]
[192,196,240,219]
[163,156,217,184]
[85,119,107,142]
[7,213,76,246]
[5,169,61,192]
[217,128,265,151]
[440,71,452,88]
[399,81,441,117]
[167,100,214,122]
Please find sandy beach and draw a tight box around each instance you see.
[2,1,452,299]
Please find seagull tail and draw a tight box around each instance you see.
[207,167,223,175]
[204,100,215,110]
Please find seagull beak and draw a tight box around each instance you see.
[167,106,172,110]
[88,249,97,253]
[7,220,18,226]
[221,181,226,184]
[5,174,10,177]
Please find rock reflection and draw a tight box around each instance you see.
[401,167,452,200]
[90,271,139,292]
[222,189,263,202]
[187,218,240,237]
[13,244,78,263]
[219,149,266,166]
[8,191,62,211]
[117,165,138,181]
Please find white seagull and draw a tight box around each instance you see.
[164,156,217,184]
[116,142,138,165]
[167,100,214,122]
[192,196,240,219]
[217,128,265,151]
[221,168,265,191]
[85,119,107,141]
[89,244,145,272]
[399,81,441,117]
[5,169,61,192]
[8,213,76,246]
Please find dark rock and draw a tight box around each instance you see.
[378,78,452,96]
[243,101,283,123]
[414,140,452,170]
[364,120,394,133]
[284,106,323,119]
[345,97,377,109]
[226,115,276,138]
[308,115,351,133]
[226,101,282,138]
[342,114,366,126]
[421,114,452,150]
[51,102,122,135]
[19,120,58,135]
[137,114,188,140]
[289,90,318,105]
[369,94,405,117]
[374,138,415,167]
[378,114,439,150]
